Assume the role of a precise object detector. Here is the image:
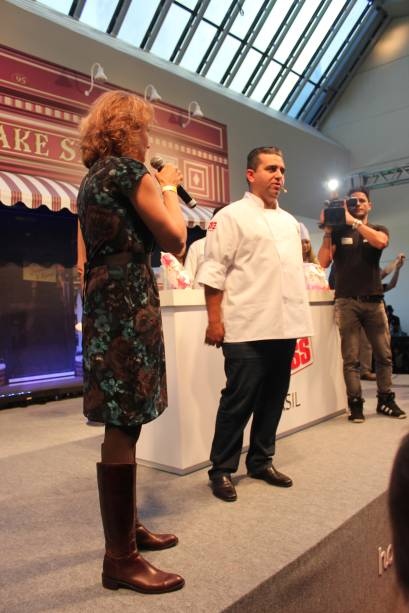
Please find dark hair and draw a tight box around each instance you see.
[247,146,283,171]
[389,434,409,600]
[348,186,370,200]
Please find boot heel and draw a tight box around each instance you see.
[102,575,119,590]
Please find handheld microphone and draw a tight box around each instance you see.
[150,156,197,209]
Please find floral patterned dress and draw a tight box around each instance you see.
[77,156,167,426]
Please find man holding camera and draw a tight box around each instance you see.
[318,187,406,423]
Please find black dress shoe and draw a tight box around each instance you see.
[249,466,293,488]
[210,475,237,502]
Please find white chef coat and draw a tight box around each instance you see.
[184,237,206,288]
[196,192,313,342]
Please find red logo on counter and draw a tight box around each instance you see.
[291,337,313,374]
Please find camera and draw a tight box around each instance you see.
[323,197,358,226]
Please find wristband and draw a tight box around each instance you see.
[323,233,332,239]
[352,219,363,230]
[161,185,177,193]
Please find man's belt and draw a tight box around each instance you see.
[345,295,383,303]
[87,251,149,269]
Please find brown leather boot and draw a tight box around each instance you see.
[97,463,185,594]
[135,519,178,550]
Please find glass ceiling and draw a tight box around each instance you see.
[35,0,388,127]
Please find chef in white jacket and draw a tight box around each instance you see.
[184,236,206,288]
[184,208,223,288]
[197,146,313,502]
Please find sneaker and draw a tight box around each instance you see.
[348,397,365,423]
[376,392,406,419]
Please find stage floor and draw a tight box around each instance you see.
[0,376,408,612]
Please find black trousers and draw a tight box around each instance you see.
[208,338,296,478]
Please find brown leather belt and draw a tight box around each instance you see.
[83,252,150,299]
[87,252,149,269]
[345,295,383,303]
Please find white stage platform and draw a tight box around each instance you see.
[136,288,347,474]
[0,377,408,612]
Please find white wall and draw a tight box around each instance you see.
[322,16,409,170]
[1,0,348,224]
[322,16,409,331]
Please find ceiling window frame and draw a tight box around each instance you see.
[170,0,211,64]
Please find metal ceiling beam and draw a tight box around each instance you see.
[281,0,354,115]
[107,0,132,36]
[297,3,373,123]
[263,0,334,107]
[170,0,211,64]
[69,0,87,19]
[243,0,303,98]
[197,1,244,77]
[221,0,277,87]
[140,0,174,51]
[300,4,388,126]
[349,163,409,190]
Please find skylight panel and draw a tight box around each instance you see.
[292,0,345,74]
[203,0,230,26]
[179,21,218,72]
[249,60,281,102]
[269,71,298,110]
[288,81,316,118]
[150,4,192,60]
[229,1,265,38]
[229,49,262,93]
[311,0,368,79]
[273,0,321,65]
[117,0,161,48]
[79,0,119,32]
[205,35,241,83]
[33,0,388,127]
[253,0,292,52]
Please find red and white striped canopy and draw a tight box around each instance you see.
[0,171,214,228]
[0,171,78,213]
[180,202,214,229]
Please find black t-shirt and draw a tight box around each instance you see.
[331,223,389,298]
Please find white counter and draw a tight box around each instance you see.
[135,289,347,474]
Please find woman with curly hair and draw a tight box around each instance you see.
[77,90,186,594]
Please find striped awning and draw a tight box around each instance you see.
[180,202,214,229]
[0,170,215,228]
[0,171,78,213]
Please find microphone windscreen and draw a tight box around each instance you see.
[150,156,164,171]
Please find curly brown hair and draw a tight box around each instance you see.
[79,90,153,168]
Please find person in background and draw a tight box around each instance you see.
[300,223,328,289]
[300,223,319,264]
[360,253,405,380]
[183,207,223,288]
[197,146,313,502]
[318,186,406,423]
[386,303,406,336]
[389,433,409,603]
[77,91,186,595]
